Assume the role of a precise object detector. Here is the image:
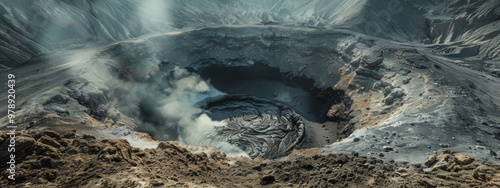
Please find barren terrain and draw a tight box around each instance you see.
[1,130,499,187]
[1,0,500,187]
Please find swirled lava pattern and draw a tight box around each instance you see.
[197,95,306,159]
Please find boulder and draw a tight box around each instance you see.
[425,155,437,167]
[454,153,474,165]
[260,175,275,185]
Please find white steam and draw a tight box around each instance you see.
[158,67,250,157]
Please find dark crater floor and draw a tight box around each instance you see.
[196,95,305,159]
[189,62,348,158]
[191,62,343,122]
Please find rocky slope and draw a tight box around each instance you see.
[1,130,499,187]
[1,0,500,186]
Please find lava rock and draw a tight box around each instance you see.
[301,163,314,170]
[64,130,77,139]
[351,152,359,157]
[34,142,62,159]
[327,178,336,184]
[0,133,36,162]
[151,180,164,186]
[425,155,437,167]
[38,135,62,149]
[252,165,262,171]
[260,175,275,185]
[383,146,394,152]
[355,66,381,79]
[82,134,96,139]
[402,77,411,84]
[454,153,474,165]
[45,94,70,104]
[38,130,63,140]
[385,96,395,105]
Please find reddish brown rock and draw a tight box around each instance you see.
[1,130,498,188]
[454,153,474,165]
[425,155,437,167]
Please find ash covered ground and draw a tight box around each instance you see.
[1,0,500,187]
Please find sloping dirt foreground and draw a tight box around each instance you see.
[0,130,499,187]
